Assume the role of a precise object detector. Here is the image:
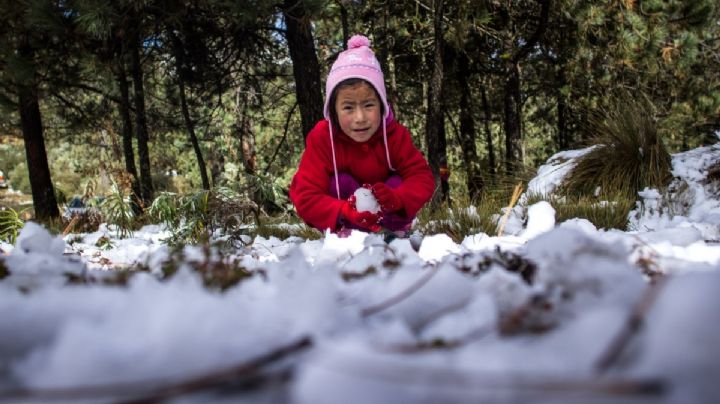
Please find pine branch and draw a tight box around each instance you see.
[512,0,551,64]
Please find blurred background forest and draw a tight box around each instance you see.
[0,0,718,224]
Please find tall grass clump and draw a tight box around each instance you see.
[253,214,323,240]
[561,94,673,199]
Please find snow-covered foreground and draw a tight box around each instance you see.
[1,143,719,403]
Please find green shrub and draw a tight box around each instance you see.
[98,181,135,238]
[0,207,25,244]
[149,187,262,245]
[148,190,208,244]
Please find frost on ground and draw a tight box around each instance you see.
[0,144,719,404]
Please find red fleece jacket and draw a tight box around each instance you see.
[290,119,435,232]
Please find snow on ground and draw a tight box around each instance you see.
[1,143,719,403]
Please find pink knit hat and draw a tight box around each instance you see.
[323,35,389,121]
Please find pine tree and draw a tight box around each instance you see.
[0,1,64,220]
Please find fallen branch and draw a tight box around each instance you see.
[378,324,495,353]
[594,276,668,373]
[314,350,666,398]
[0,336,312,402]
[360,265,439,318]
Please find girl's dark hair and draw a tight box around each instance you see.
[328,78,384,130]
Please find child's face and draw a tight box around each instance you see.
[334,81,382,143]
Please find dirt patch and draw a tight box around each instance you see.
[0,189,34,218]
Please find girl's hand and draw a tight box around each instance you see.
[371,182,403,213]
[340,196,381,231]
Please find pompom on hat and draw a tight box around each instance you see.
[323,35,389,121]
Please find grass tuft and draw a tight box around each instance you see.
[416,193,507,242]
[561,94,673,199]
[526,193,636,230]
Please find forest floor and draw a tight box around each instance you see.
[0,188,32,217]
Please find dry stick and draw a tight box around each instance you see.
[630,234,666,281]
[0,336,312,403]
[62,215,80,236]
[594,276,668,373]
[360,264,439,318]
[497,182,523,237]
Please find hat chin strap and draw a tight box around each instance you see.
[329,117,395,201]
[382,118,395,171]
[329,124,341,199]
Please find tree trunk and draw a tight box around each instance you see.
[283,0,323,142]
[503,0,551,175]
[336,0,349,50]
[481,84,496,177]
[115,57,143,214]
[457,53,483,200]
[555,35,570,150]
[17,37,59,221]
[238,116,257,175]
[424,0,448,206]
[178,79,210,190]
[556,79,569,149]
[503,61,523,174]
[129,34,154,205]
[210,152,225,187]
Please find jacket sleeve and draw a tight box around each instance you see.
[388,125,436,218]
[289,122,345,231]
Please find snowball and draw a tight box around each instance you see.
[354,187,380,214]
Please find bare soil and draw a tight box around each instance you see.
[0,188,34,219]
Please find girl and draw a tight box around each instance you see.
[290,35,435,235]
